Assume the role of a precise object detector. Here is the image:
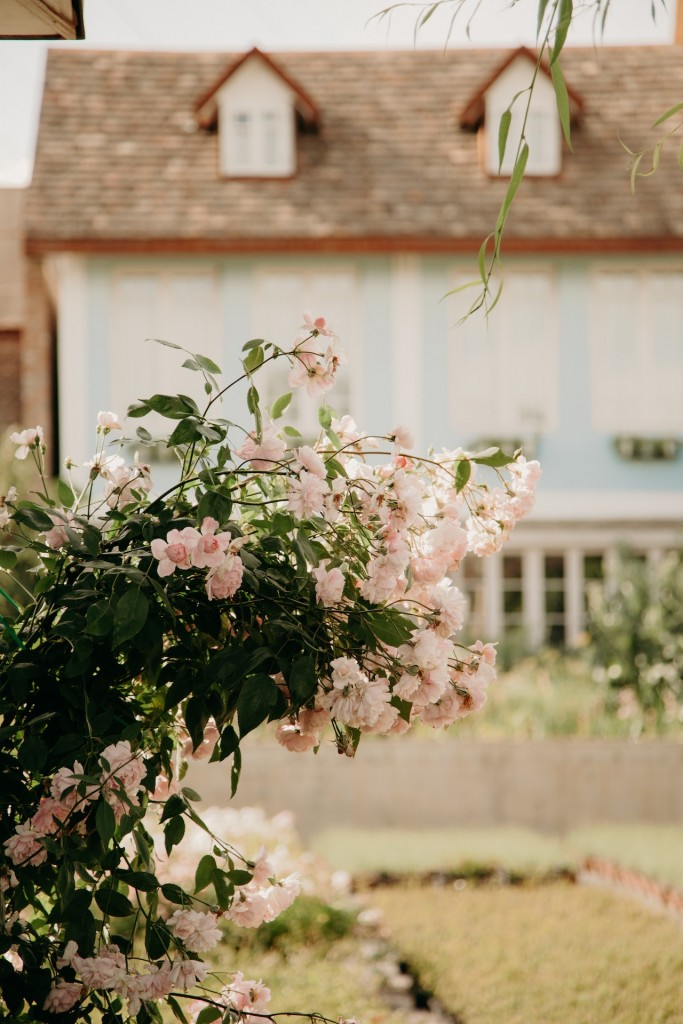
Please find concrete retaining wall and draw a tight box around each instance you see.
[187,739,683,839]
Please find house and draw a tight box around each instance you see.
[0,0,84,40]
[24,43,683,654]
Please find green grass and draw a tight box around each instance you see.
[370,882,683,1024]
[451,651,645,739]
[567,825,683,890]
[312,827,577,877]
[199,937,410,1024]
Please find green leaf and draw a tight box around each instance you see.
[472,449,515,468]
[455,459,471,493]
[227,869,253,886]
[127,401,151,418]
[94,887,135,918]
[219,725,240,761]
[164,815,186,856]
[194,854,217,894]
[113,588,149,647]
[270,392,292,419]
[194,353,222,374]
[242,337,265,352]
[318,405,332,429]
[160,883,192,905]
[136,426,153,442]
[288,655,318,705]
[195,1007,222,1024]
[85,601,115,637]
[168,994,190,1024]
[145,917,172,960]
[550,59,572,149]
[0,549,17,570]
[149,337,183,351]
[167,418,204,447]
[13,505,54,532]
[114,869,159,892]
[536,0,552,36]
[496,143,529,234]
[160,794,187,822]
[184,696,210,753]
[497,109,512,171]
[365,608,415,647]
[197,489,233,524]
[237,674,280,737]
[17,734,48,772]
[653,101,683,127]
[144,394,200,420]
[211,867,233,909]
[243,345,265,373]
[182,358,201,372]
[550,0,573,63]
[96,800,116,845]
[57,479,75,507]
[231,746,242,798]
[181,786,202,802]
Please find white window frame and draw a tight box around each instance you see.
[252,266,363,441]
[447,265,559,441]
[109,265,221,447]
[484,60,561,178]
[217,61,296,178]
[590,265,683,435]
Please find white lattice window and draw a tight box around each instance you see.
[252,268,362,441]
[218,60,295,177]
[109,269,221,441]
[591,269,683,435]
[448,269,558,441]
[484,57,561,177]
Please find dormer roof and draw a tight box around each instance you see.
[459,45,584,131]
[195,47,320,131]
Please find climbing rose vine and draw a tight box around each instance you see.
[0,319,539,1021]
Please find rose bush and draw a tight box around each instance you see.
[0,317,539,1022]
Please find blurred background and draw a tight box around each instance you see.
[2,3,683,1021]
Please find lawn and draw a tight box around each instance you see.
[370,882,683,1024]
[312,827,575,878]
[312,824,683,889]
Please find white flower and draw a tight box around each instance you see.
[10,426,44,460]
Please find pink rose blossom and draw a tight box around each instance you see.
[151,526,200,576]
[73,949,126,989]
[222,971,271,1017]
[31,797,68,836]
[300,312,335,337]
[312,563,345,605]
[10,426,44,460]
[294,445,327,479]
[228,891,271,928]
[390,425,415,451]
[236,426,286,470]
[43,510,78,550]
[169,958,210,991]
[205,552,244,600]
[168,909,222,951]
[275,722,318,753]
[429,581,467,637]
[298,705,330,735]
[190,517,232,569]
[97,410,122,431]
[3,823,47,867]
[286,470,330,520]
[43,981,82,1013]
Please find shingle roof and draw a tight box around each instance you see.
[26,45,683,251]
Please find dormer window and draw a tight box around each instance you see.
[460,47,583,179]
[196,48,319,179]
